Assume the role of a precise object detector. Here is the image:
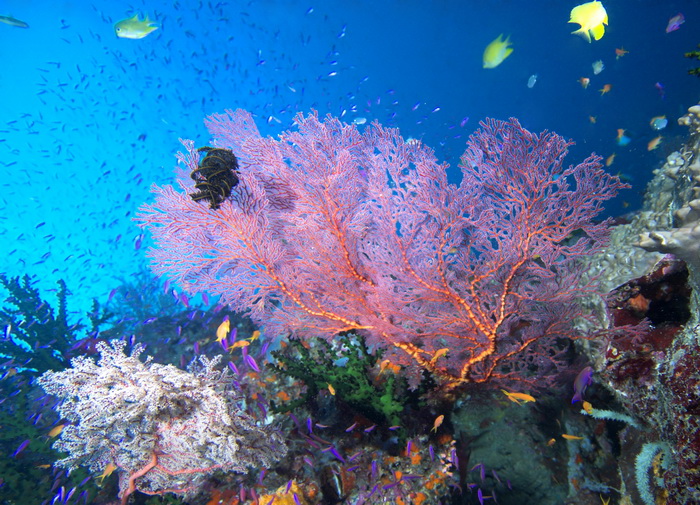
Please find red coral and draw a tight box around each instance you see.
[138,110,625,388]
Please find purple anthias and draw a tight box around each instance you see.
[572,366,594,403]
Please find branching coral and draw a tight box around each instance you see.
[38,340,287,504]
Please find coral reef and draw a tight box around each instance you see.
[579,103,700,505]
[37,340,287,504]
[0,274,112,373]
[269,333,408,427]
[139,110,624,388]
[638,104,700,279]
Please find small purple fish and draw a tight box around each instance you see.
[450,447,459,470]
[348,450,363,462]
[12,439,30,457]
[245,354,260,372]
[572,366,593,403]
[329,446,345,462]
[666,13,684,33]
[63,486,76,503]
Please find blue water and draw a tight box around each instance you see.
[1,0,699,314]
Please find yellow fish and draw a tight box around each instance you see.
[431,414,445,432]
[327,383,336,395]
[647,135,662,151]
[501,389,536,404]
[430,348,449,364]
[48,424,65,438]
[569,1,608,42]
[483,34,513,69]
[114,14,158,39]
[97,462,117,484]
[215,319,230,343]
[228,340,250,350]
[562,433,584,440]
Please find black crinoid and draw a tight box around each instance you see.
[189,146,240,209]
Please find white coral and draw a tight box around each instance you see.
[37,340,286,501]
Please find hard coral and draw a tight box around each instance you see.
[639,105,700,281]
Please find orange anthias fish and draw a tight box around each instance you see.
[47,424,65,438]
[430,348,449,364]
[228,340,250,350]
[431,414,445,432]
[578,77,590,88]
[648,135,663,151]
[215,318,230,343]
[501,389,536,404]
[605,153,616,167]
[599,84,612,95]
[97,462,118,484]
[379,359,401,375]
[615,47,629,59]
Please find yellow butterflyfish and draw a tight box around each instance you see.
[482,34,513,69]
[569,1,608,43]
[114,14,158,39]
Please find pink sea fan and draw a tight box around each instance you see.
[138,110,625,387]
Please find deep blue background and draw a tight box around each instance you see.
[1,0,699,315]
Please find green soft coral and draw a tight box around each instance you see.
[269,332,405,427]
